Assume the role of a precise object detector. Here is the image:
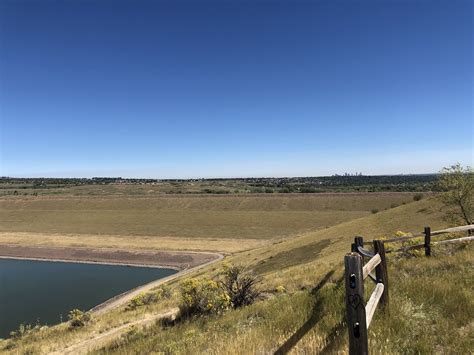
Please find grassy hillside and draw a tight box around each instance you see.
[94,243,473,354]
[3,197,470,354]
[0,193,417,253]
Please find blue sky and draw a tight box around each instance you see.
[0,0,472,178]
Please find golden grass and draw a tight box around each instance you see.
[226,198,449,290]
[0,232,267,253]
[0,193,416,242]
[2,197,465,354]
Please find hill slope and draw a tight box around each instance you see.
[2,198,472,354]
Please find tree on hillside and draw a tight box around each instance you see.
[436,163,473,225]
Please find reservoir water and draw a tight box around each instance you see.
[0,258,176,338]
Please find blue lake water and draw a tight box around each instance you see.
[0,258,176,338]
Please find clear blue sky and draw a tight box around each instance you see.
[0,0,472,178]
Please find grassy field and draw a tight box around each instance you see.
[2,196,471,354]
[0,175,437,196]
[0,181,250,196]
[0,193,418,252]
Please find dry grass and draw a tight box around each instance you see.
[2,196,469,354]
[88,243,473,355]
[0,232,266,253]
[0,193,416,252]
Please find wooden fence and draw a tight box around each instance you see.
[344,224,474,355]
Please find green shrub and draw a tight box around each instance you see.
[371,208,379,214]
[157,285,172,299]
[141,292,160,305]
[179,278,230,318]
[221,265,261,308]
[400,238,425,257]
[413,193,424,201]
[175,265,262,322]
[125,287,171,311]
[126,296,145,311]
[68,309,91,329]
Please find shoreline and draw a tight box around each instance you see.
[0,244,224,315]
[0,243,220,270]
[0,255,183,271]
[90,251,223,314]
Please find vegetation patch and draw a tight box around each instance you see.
[253,239,331,274]
[68,309,91,329]
[178,278,231,319]
[125,286,172,311]
[9,322,43,340]
[177,265,261,321]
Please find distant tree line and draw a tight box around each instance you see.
[1,174,440,193]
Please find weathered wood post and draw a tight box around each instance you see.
[345,252,368,355]
[373,240,389,308]
[424,226,431,256]
[352,236,364,253]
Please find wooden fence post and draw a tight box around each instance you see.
[352,236,364,253]
[373,240,389,309]
[345,253,368,355]
[424,227,431,256]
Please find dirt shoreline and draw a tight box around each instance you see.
[0,255,182,270]
[0,243,219,270]
[0,243,224,314]
[91,252,223,314]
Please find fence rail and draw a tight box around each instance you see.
[382,224,474,256]
[362,254,380,280]
[344,224,473,355]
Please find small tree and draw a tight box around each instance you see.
[436,163,473,225]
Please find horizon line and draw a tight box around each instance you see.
[1,172,440,180]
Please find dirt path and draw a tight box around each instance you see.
[50,308,179,355]
[49,252,224,353]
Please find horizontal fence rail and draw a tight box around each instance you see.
[383,224,474,256]
[344,224,473,355]
[435,235,474,245]
[430,224,474,236]
[368,224,474,245]
[382,232,424,244]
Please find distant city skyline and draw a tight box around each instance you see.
[1,172,441,180]
[1,0,472,178]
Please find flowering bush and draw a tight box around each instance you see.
[380,231,423,257]
[179,278,230,318]
[125,286,172,311]
[126,295,146,311]
[275,285,286,293]
[68,309,91,329]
